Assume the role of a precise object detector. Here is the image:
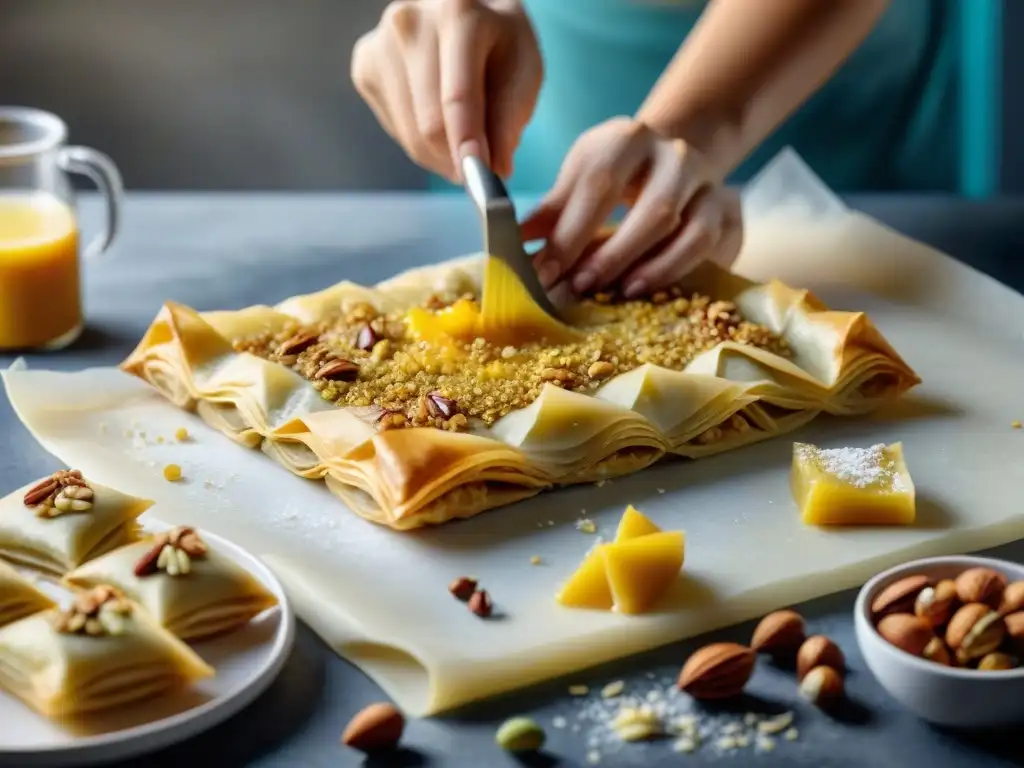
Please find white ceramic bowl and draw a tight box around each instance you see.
[854,554,1024,729]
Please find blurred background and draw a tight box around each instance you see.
[1,0,1020,194]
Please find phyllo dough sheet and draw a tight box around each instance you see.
[119,256,918,530]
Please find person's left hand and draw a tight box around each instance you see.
[520,117,742,299]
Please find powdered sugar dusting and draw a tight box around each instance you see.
[799,443,903,490]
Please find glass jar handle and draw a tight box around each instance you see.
[57,146,123,260]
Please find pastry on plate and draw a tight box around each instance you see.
[0,559,55,627]
[0,585,213,717]
[63,526,279,641]
[0,470,149,575]
[121,254,919,530]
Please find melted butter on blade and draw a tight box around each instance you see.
[479,255,583,345]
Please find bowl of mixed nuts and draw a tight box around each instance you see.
[854,555,1024,728]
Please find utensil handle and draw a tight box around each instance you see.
[58,145,123,261]
[461,155,512,214]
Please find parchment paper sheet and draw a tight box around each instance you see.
[5,150,1024,716]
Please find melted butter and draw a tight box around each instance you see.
[479,256,583,345]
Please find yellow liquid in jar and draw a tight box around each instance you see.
[0,191,81,349]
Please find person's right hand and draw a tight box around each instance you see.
[351,0,543,183]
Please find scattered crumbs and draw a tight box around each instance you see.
[601,680,625,699]
[175,427,190,441]
[576,519,597,534]
[552,716,567,729]
[530,555,542,566]
[563,678,801,761]
[569,685,590,696]
[138,431,146,439]
[163,464,183,482]
[124,430,134,438]
[595,480,606,488]
[548,520,556,527]
[757,711,793,734]
[203,480,215,490]
[586,750,601,764]
[673,737,696,753]
[656,488,665,494]
[1013,420,1022,429]
[156,436,165,444]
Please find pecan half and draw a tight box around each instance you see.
[277,330,319,357]
[134,534,170,576]
[23,469,84,507]
[315,359,360,381]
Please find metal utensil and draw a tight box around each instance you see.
[460,154,566,321]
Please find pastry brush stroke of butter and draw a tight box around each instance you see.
[557,505,685,615]
[406,256,582,347]
[791,441,915,526]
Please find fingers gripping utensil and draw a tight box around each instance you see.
[460,155,567,322]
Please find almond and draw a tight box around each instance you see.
[468,590,492,618]
[870,574,931,619]
[955,567,1006,608]
[677,643,755,700]
[750,610,805,660]
[798,665,844,708]
[998,581,1024,616]
[341,702,404,752]
[796,635,844,680]
[1004,611,1024,654]
[978,652,1015,671]
[448,576,477,601]
[876,613,933,657]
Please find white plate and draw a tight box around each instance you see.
[0,523,296,767]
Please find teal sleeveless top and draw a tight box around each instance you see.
[427,0,1003,195]
[508,0,958,194]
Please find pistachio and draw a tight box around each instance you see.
[914,579,959,628]
[978,652,1015,671]
[871,574,931,619]
[946,603,1005,663]
[355,324,379,351]
[796,636,844,680]
[750,610,806,660]
[315,359,360,382]
[496,716,546,752]
[955,567,1007,609]
[277,330,318,357]
[877,613,934,657]
[426,392,458,419]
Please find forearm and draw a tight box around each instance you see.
[636,0,891,178]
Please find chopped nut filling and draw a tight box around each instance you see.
[23,470,94,518]
[233,287,788,432]
[54,585,133,637]
[134,526,209,577]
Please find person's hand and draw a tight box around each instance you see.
[521,117,742,299]
[351,0,542,182]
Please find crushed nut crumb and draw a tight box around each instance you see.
[530,555,542,565]
[175,427,190,441]
[576,519,597,534]
[163,464,183,482]
[601,681,625,699]
[232,288,787,431]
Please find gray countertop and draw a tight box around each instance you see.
[3,193,1024,768]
